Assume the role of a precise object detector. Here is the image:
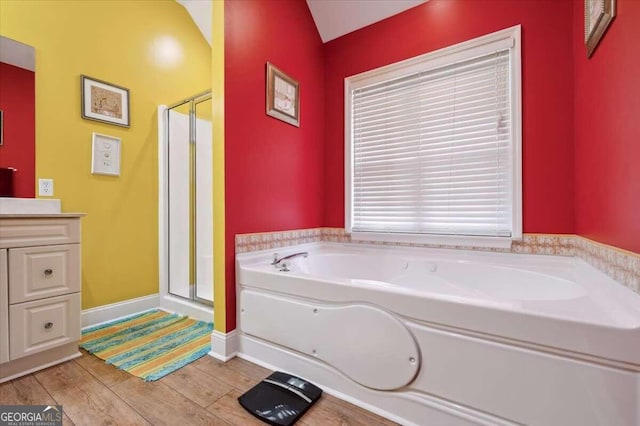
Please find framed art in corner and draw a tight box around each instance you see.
[266,62,300,127]
[81,75,130,127]
[585,0,616,57]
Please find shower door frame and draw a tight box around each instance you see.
[158,90,214,321]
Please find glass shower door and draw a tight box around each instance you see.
[166,91,213,305]
[194,97,213,303]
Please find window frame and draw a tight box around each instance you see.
[344,25,522,248]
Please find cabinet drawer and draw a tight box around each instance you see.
[0,218,80,249]
[9,293,80,360]
[9,244,80,304]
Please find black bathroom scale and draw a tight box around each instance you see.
[238,371,323,425]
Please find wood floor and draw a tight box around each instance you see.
[0,351,398,426]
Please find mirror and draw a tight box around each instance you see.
[0,35,35,198]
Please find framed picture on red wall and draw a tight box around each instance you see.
[585,0,616,57]
[266,62,300,127]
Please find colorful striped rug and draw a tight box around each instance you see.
[80,310,213,381]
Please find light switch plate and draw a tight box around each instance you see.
[91,133,121,176]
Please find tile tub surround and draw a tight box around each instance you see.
[235,228,323,253]
[235,228,639,294]
[573,236,640,293]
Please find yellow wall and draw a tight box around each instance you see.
[0,0,212,309]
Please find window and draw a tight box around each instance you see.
[345,26,521,247]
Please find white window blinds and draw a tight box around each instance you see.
[349,48,515,238]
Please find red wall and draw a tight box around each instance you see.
[0,62,35,198]
[323,0,575,234]
[573,0,640,253]
[222,0,639,332]
[224,0,325,330]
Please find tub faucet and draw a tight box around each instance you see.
[272,252,308,271]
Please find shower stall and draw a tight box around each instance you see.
[158,90,214,322]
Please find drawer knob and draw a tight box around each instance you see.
[44,322,54,329]
[44,269,54,277]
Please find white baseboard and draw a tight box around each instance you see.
[209,330,239,362]
[81,294,160,329]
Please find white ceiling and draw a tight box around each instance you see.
[0,36,35,71]
[176,0,212,45]
[306,0,427,43]
[176,0,428,46]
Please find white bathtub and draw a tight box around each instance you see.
[236,243,640,426]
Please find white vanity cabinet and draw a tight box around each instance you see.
[0,249,9,364]
[0,214,83,382]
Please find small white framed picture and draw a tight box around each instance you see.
[91,133,121,176]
